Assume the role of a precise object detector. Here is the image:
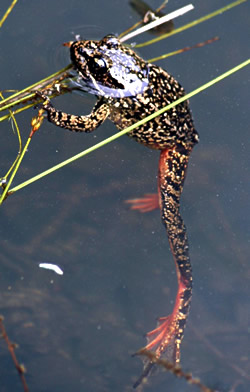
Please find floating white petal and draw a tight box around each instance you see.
[39,263,64,275]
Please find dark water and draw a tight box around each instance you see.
[0,1,249,391]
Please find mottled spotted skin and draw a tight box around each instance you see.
[134,146,193,387]
[39,34,198,386]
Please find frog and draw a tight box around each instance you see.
[37,34,199,387]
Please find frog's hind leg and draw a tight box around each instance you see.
[133,146,193,387]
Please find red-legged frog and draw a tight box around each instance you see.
[37,34,199,388]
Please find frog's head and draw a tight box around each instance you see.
[69,35,149,98]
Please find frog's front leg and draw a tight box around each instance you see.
[37,92,110,132]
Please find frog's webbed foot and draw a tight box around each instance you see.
[133,280,190,389]
[133,315,179,388]
[125,193,159,212]
[138,313,179,357]
[144,315,175,351]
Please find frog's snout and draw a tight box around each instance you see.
[63,41,74,48]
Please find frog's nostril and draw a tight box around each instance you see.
[63,41,73,47]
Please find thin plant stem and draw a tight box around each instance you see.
[136,349,215,392]
[0,92,22,179]
[148,36,219,63]
[119,0,169,39]
[0,316,29,392]
[135,0,247,48]
[0,64,72,111]
[120,4,194,43]
[0,108,44,204]
[0,102,37,122]
[0,136,32,204]
[0,0,18,28]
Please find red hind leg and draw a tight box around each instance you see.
[137,279,189,363]
[125,193,159,212]
[131,148,193,388]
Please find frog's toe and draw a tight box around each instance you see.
[35,91,53,110]
[36,90,48,101]
[125,193,159,213]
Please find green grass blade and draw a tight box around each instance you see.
[0,64,72,112]
[0,0,18,28]
[135,0,247,48]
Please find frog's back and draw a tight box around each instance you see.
[108,63,199,151]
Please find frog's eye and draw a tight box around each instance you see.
[78,47,85,55]
[88,57,107,74]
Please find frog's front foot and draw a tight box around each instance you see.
[35,91,58,124]
[35,91,54,112]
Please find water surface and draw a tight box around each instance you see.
[0,1,249,391]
